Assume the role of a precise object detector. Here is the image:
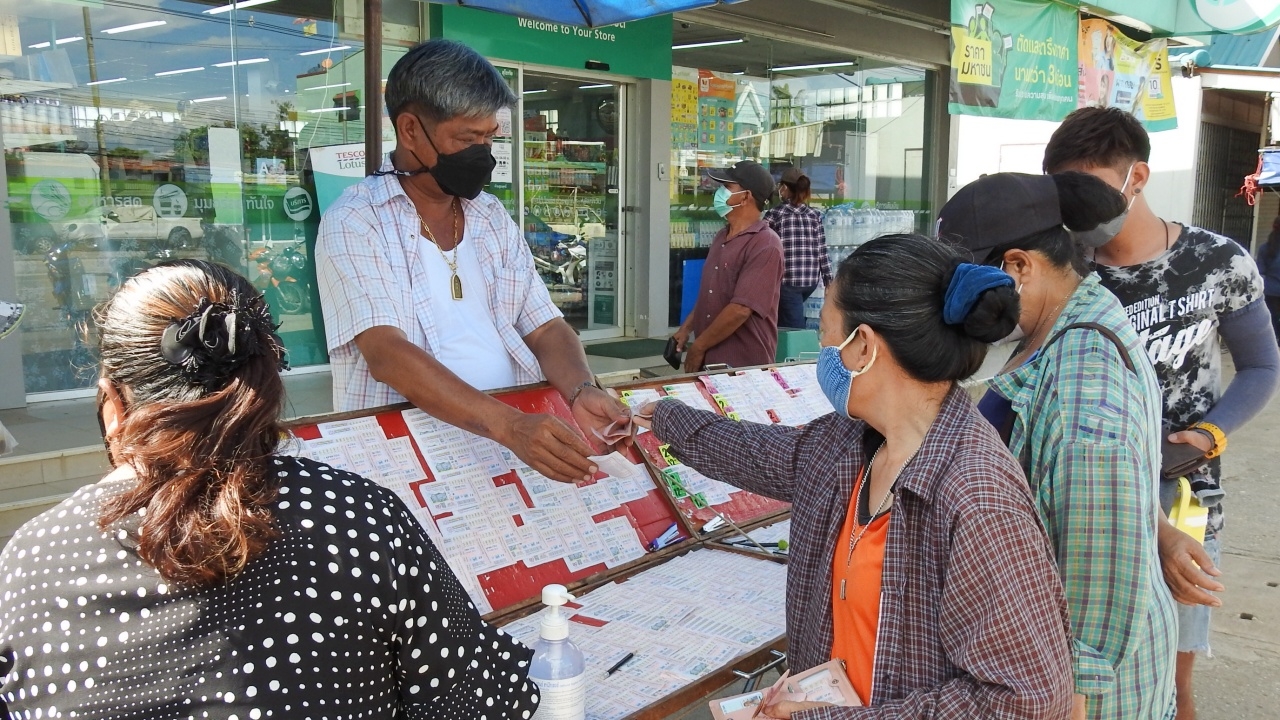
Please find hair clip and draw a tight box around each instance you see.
[225,311,237,355]
[160,322,193,366]
[158,294,286,389]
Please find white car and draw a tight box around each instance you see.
[52,205,204,249]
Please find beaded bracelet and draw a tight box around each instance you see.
[567,380,596,407]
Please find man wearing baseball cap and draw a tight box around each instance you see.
[671,160,784,371]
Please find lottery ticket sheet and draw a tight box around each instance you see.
[500,549,787,720]
[745,519,791,545]
[290,410,655,614]
[621,365,828,429]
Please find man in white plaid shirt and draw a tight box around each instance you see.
[316,39,628,484]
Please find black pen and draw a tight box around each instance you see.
[602,652,635,679]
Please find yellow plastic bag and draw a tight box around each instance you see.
[1169,476,1208,545]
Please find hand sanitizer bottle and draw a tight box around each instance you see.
[529,584,586,720]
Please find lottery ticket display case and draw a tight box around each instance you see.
[284,362,822,719]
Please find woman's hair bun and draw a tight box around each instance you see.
[835,234,1016,383]
[962,284,1020,343]
[1050,170,1127,232]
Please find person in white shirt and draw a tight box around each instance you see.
[316,39,627,484]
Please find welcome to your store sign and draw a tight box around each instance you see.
[428,5,672,80]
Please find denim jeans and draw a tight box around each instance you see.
[1176,534,1220,655]
[779,284,817,330]
[1266,295,1280,344]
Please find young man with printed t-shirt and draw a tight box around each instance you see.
[1044,107,1280,720]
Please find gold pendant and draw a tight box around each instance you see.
[451,272,463,300]
[840,579,846,600]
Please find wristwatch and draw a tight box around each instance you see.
[1190,421,1227,459]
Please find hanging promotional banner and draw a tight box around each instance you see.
[309,144,366,214]
[698,69,737,155]
[949,0,1078,121]
[672,66,699,149]
[1078,19,1177,131]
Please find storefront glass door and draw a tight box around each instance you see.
[520,72,623,337]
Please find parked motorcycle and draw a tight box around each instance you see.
[532,237,588,312]
[44,233,158,368]
[45,234,160,312]
[202,221,249,275]
[250,239,312,316]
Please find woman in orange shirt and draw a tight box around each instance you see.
[639,234,1075,719]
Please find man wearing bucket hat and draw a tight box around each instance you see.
[671,161,784,372]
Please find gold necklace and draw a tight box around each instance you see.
[839,443,915,600]
[419,200,462,300]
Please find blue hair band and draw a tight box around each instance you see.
[943,263,1014,326]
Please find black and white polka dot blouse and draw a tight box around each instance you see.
[0,455,540,720]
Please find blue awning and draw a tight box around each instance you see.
[446,0,746,28]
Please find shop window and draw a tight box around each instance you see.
[1,0,420,396]
[668,28,934,328]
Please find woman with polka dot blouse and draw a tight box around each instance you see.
[0,259,540,719]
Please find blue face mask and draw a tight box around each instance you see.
[713,186,745,218]
[816,327,878,419]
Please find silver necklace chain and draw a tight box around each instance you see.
[845,443,915,566]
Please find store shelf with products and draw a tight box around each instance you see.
[3,132,77,150]
[524,160,606,193]
[524,130,610,184]
[822,204,920,267]
[669,209,722,249]
[0,93,78,148]
[523,146,612,248]
[0,79,72,95]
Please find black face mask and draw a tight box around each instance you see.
[378,117,497,199]
[426,137,495,199]
[404,125,495,200]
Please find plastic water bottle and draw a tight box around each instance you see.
[529,584,586,720]
[835,206,850,246]
[823,207,840,246]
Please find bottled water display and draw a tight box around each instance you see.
[821,204,916,267]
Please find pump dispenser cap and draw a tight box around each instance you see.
[539,584,575,641]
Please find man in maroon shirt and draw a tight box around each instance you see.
[672,161,785,371]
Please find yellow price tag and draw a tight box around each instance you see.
[659,444,680,467]
[952,27,995,86]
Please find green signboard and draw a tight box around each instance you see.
[1074,0,1279,36]
[1191,0,1280,33]
[429,5,672,80]
[949,0,1078,122]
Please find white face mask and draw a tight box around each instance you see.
[991,324,1027,347]
[993,260,1026,346]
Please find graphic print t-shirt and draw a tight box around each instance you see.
[1094,226,1264,534]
